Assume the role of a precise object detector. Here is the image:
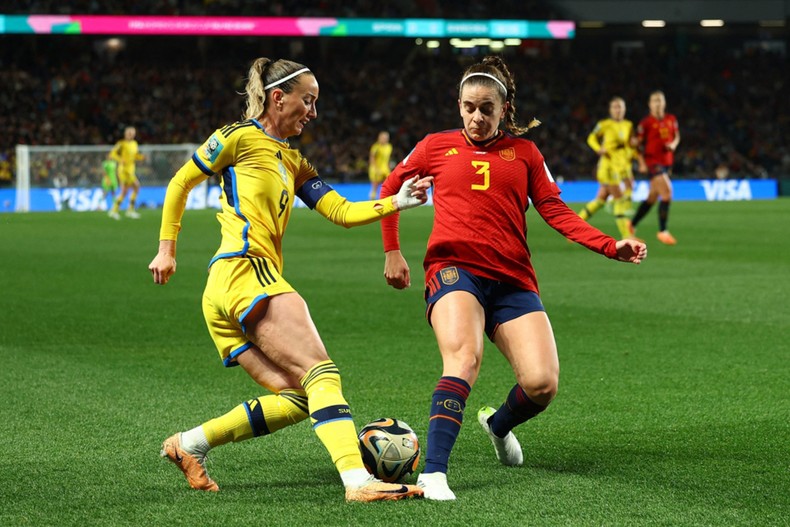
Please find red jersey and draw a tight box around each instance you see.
[637,113,679,168]
[381,129,618,295]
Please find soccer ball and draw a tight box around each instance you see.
[358,418,421,483]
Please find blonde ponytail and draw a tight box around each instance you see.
[244,58,271,120]
[243,58,311,120]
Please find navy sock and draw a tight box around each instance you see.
[488,384,547,438]
[658,201,671,231]
[631,200,653,227]
[423,376,471,474]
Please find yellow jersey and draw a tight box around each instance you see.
[110,139,143,168]
[160,119,398,272]
[369,142,393,180]
[587,119,634,169]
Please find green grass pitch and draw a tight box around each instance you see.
[1,199,788,526]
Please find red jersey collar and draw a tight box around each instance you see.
[461,128,505,148]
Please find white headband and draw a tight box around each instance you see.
[264,67,311,90]
[460,72,507,95]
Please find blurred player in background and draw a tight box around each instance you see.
[380,56,647,501]
[149,58,430,503]
[577,97,635,240]
[108,126,144,219]
[101,156,118,203]
[368,130,393,199]
[632,90,681,245]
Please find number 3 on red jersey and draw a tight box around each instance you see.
[471,161,490,191]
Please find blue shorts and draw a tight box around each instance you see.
[425,266,545,341]
[648,164,672,177]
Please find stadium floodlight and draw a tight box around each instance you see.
[504,38,522,46]
[758,20,785,27]
[426,40,440,48]
[642,20,666,28]
[489,41,505,50]
[700,19,725,27]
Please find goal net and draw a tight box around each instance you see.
[14,143,200,212]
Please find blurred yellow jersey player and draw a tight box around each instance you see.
[588,112,634,186]
[578,97,635,240]
[108,126,145,219]
[368,130,392,198]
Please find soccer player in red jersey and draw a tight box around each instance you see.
[633,90,681,245]
[379,56,648,500]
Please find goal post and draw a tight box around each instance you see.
[14,143,201,212]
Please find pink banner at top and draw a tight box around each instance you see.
[547,21,575,39]
[77,16,338,36]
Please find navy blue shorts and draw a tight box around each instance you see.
[648,164,672,177]
[425,266,545,341]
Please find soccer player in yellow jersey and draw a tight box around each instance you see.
[148,58,431,502]
[368,130,393,199]
[108,126,145,219]
[577,97,635,239]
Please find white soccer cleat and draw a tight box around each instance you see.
[125,210,141,219]
[108,210,121,220]
[416,472,456,501]
[477,406,523,466]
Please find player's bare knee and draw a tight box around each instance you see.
[518,370,558,403]
[441,345,482,382]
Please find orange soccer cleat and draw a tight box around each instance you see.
[345,476,424,502]
[656,231,677,245]
[160,433,219,492]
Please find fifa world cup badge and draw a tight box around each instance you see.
[204,135,224,163]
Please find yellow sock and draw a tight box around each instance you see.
[128,189,139,212]
[579,198,605,221]
[301,360,365,473]
[202,389,308,447]
[110,194,123,213]
[614,197,632,239]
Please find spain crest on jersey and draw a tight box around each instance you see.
[440,267,459,285]
[499,147,516,161]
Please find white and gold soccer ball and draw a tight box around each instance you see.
[358,418,421,483]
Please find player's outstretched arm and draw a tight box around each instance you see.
[149,240,177,285]
[614,239,648,264]
[315,176,433,228]
[384,250,411,289]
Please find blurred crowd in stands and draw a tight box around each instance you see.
[1,2,788,186]
[6,0,558,19]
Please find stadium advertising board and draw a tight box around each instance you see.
[0,179,778,213]
[0,15,575,38]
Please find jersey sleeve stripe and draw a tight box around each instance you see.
[192,153,214,176]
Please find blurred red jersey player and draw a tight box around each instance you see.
[633,90,681,245]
